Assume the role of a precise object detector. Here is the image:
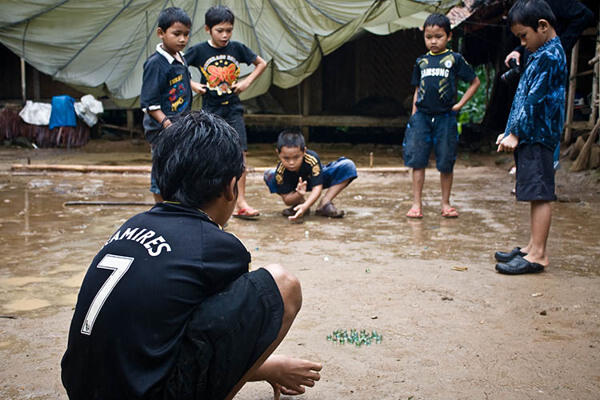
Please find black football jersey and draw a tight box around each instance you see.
[61,202,250,399]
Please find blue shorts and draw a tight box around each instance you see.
[203,101,247,151]
[402,111,458,173]
[264,157,357,194]
[515,143,556,202]
[146,130,161,195]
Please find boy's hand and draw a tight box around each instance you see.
[232,79,250,94]
[495,133,505,145]
[191,81,206,94]
[265,355,322,400]
[295,178,307,196]
[288,203,306,221]
[505,51,521,67]
[451,103,462,112]
[497,133,518,152]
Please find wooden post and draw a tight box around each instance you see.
[564,41,580,144]
[590,17,600,126]
[20,58,26,104]
[126,109,134,137]
[32,68,40,100]
[301,78,310,141]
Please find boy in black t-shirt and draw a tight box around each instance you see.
[140,7,194,203]
[264,130,358,221]
[185,5,267,220]
[61,111,322,400]
[403,13,480,219]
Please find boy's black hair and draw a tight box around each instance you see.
[423,13,451,35]
[158,7,192,31]
[276,130,305,152]
[507,0,556,30]
[153,111,244,208]
[205,5,235,29]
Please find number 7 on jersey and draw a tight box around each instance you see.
[81,254,134,335]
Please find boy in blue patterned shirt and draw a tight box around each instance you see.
[495,0,567,275]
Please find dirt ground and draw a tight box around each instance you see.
[0,140,599,400]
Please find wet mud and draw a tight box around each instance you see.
[0,142,599,399]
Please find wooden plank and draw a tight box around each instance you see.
[564,41,580,144]
[11,164,151,173]
[244,114,408,128]
[12,164,410,174]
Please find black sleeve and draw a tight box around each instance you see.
[238,42,258,65]
[140,58,164,110]
[456,54,477,82]
[547,0,595,54]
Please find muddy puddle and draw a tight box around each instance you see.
[1,144,599,399]
[1,166,599,315]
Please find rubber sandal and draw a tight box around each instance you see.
[406,208,423,218]
[315,202,344,218]
[441,207,459,218]
[282,207,310,217]
[233,207,260,220]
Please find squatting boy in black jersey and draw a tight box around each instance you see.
[61,111,321,400]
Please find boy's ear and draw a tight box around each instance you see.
[537,19,550,32]
[204,25,210,34]
[157,27,165,38]
[224,176,237,202]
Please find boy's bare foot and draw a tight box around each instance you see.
[406,207,423,218]
[441,207,459,218]
[256,354,322,399]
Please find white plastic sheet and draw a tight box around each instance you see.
[18,100,51,125]
[74,95,104,127]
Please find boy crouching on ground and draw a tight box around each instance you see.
[403,13,480,219]
[495,0,567,275]
[61,111,321,399]
[264,130,357,221]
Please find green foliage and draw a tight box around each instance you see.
[457,64,495,132]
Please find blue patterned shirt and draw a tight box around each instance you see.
[504,37,567,150]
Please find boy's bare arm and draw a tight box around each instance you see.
[411,86,418,115]
[289,184,322,221]
[232,55,267,94]
[452,76,480,112]
[148,109,172,129]
[249,354,322,400]
[190,80,206,94]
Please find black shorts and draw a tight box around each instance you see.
[203,101,247,151]
[159,268,283,400]
[515,143,557,202]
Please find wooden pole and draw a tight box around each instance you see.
[571,118,600,172]
[301,78,310,141]
[564,41,580,144]
[20,58,26,104]
[590,16,600,126]
[126,109,134,137]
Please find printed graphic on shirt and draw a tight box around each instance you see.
[201,55,241,96]
[168,74,188,112]
[418,53,456,104]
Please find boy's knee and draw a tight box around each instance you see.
[280,193,299,206]
[262,264,302,313]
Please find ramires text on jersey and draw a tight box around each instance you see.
[104,227,172,256]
